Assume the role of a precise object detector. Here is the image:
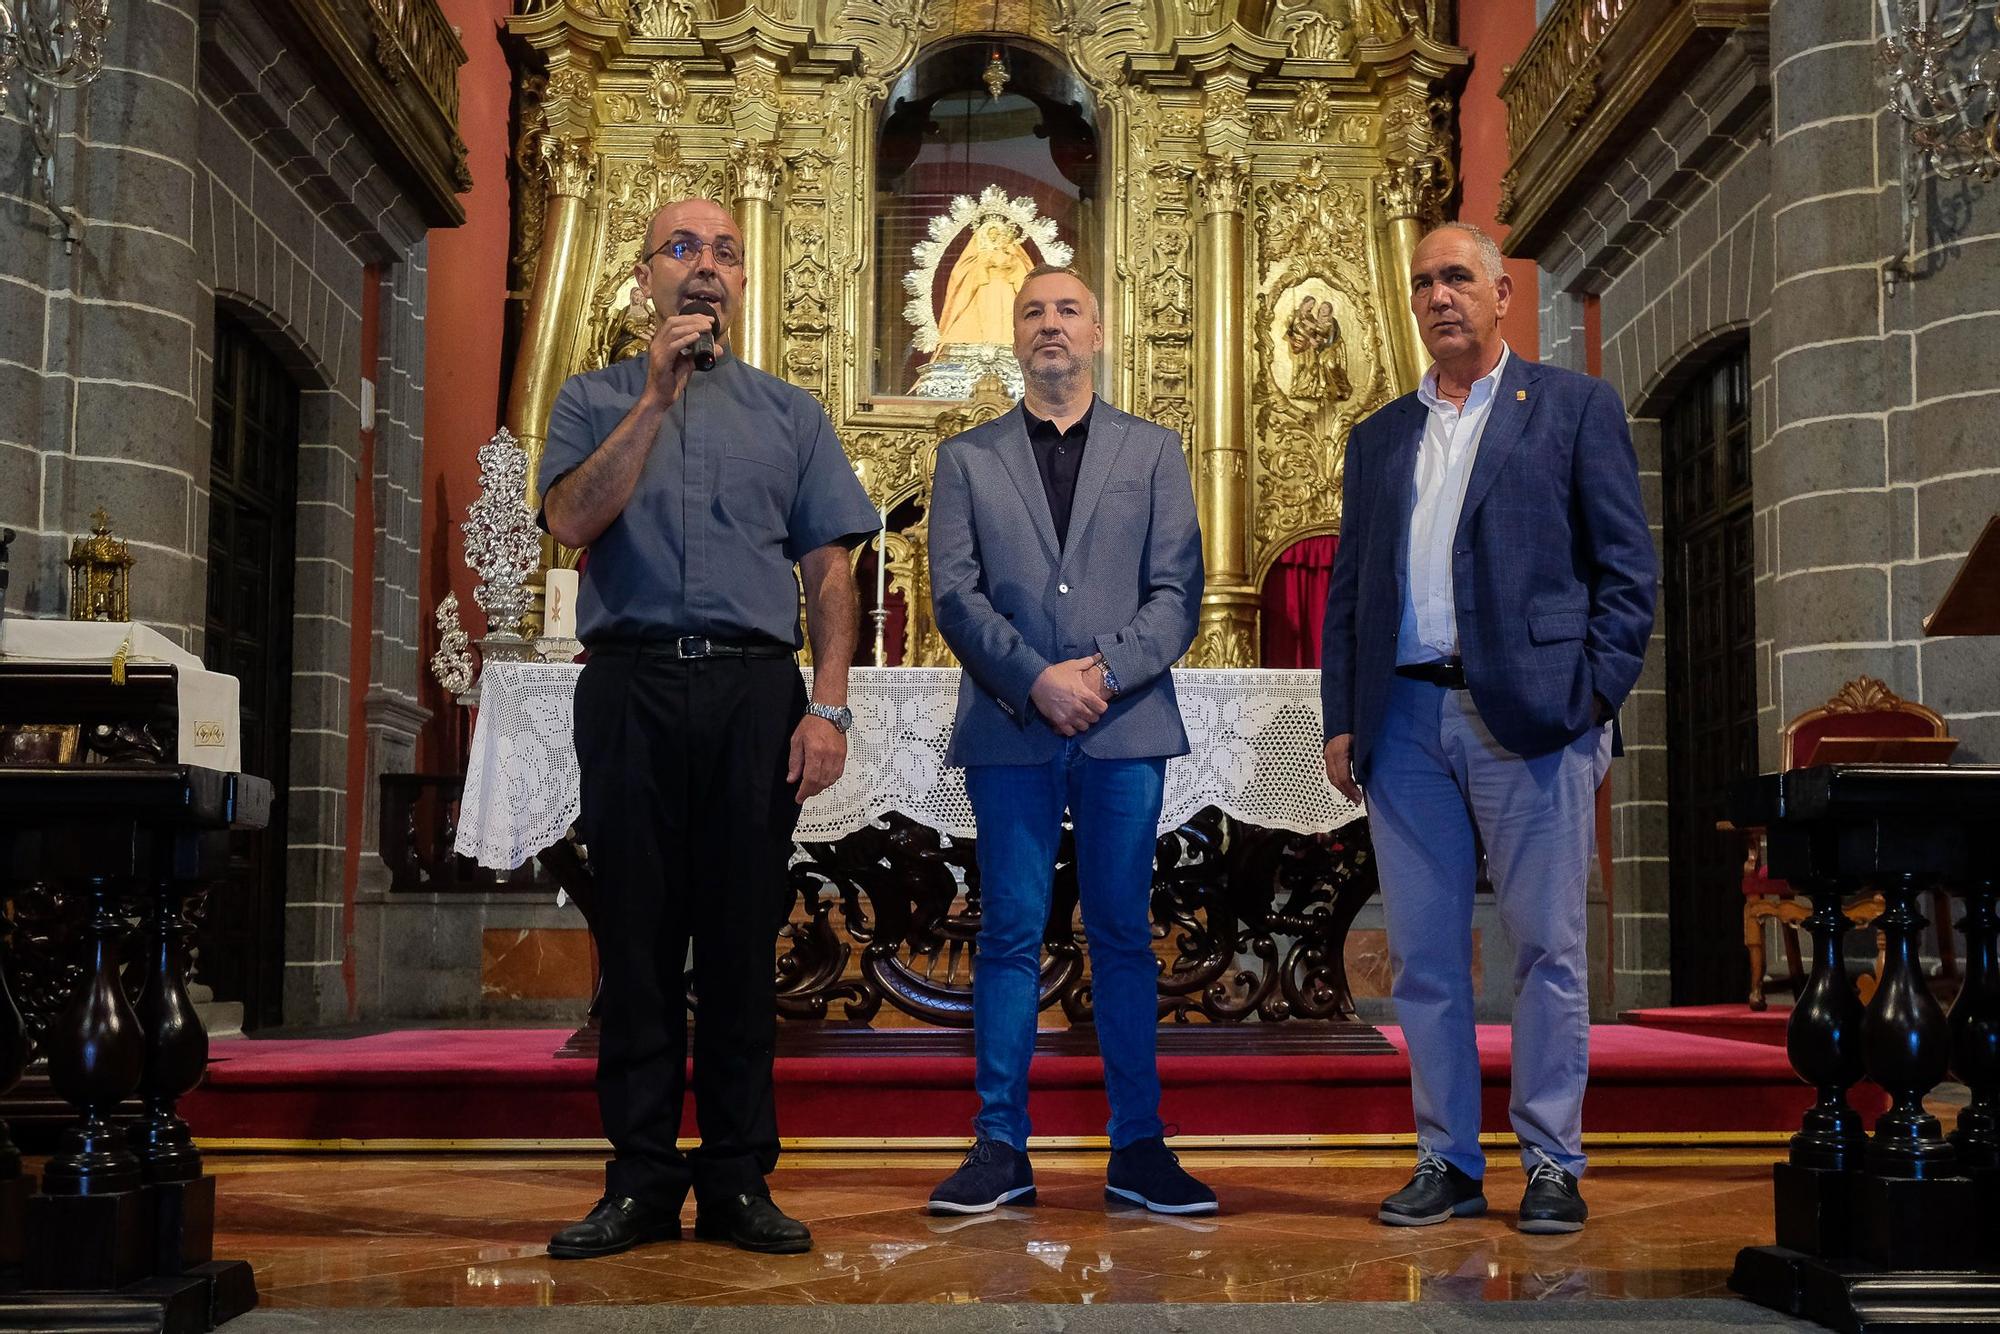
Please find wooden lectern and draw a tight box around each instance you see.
[1730,515,2000,1329]
[1923,514,2000,637]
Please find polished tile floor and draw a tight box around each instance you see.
[202,1147,1789,1309]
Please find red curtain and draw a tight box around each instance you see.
[854,546,907,665]
[1259,535,1338,668]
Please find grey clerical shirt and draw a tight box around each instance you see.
[536,352,879,646]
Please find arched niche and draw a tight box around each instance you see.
[871,37,1102,400]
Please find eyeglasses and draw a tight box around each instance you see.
[644,234,744,269]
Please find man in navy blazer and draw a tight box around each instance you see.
[1321,223,1656,1234]
[925,266,1214,1217]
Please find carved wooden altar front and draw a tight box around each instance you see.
[502,0,1468,665]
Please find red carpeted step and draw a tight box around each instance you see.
[1620,1003,1793,1047]
[181,1024,1858,1144]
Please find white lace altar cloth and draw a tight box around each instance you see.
[456,663,1361,870]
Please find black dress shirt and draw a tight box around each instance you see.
[1022,399,1094,549]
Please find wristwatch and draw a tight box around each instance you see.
[1092,653,1121,697]
[806,702,853,734]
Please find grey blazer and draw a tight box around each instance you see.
[928,398,1204,766]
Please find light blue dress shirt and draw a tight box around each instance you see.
[1397,344,1512,666]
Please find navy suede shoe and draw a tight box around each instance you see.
[1105,1136,1218,1215]
[929,1138,1036,1214]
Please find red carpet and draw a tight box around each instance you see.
[182,1024,1863,1144]
[1621,1003,1792,1048]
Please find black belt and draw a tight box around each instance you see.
[591,636,795,661]
[1395,658,1467,689]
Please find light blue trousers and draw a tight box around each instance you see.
[1364,673,1612,1179]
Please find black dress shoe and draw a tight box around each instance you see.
[1518,1152,1588,1234]
[1378,1145,1486,1226]
[694,1192,813,1254]
[547,1195,681,1259]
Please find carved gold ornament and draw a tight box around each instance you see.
[631,0,697,39]
[1253,158,1393,559]
[66,508,132,623]
[504,1,1468,667]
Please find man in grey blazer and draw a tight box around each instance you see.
[925,266,1214,1215]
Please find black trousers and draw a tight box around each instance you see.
[572,646,805,1207]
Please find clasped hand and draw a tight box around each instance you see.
[1031,657,1112,737]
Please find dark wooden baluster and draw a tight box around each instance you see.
[131,874,208,1182]
[0,917,30,1179]
[1948,876,2000,1170]
[39,877,144,1194]
[1787,878,1869,1171]
[1864,872,1958,1178]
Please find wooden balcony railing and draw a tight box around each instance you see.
[1501,0,1638,161]
[1497,0,1768,254]
[266,0,472,225]
[368,0,466,129]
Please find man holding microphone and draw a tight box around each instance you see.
[536,197,879,1258]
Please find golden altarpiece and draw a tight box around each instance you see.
[503,0,1467,666]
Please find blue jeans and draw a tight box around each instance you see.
[964,745,1168,1151]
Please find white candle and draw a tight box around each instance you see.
[875,506,888,606]
[1878,0,1897,36]
[543,568,579,641]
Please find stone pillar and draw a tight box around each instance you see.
[729,140,785,374]
[1190,153,1258,667]
[1762,0,1958,748]
[11,0,208,640]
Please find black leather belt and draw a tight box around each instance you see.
[1395,658,1467,689]
[593,636,794,660]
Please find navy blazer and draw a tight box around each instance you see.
[1320,354,1657,779]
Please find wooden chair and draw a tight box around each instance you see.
[1740,676,1957,1009]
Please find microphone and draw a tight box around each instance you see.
[681,300,718,372]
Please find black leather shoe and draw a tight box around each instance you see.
[1518,1151,1587,1234]
[694,1192,812,1254]
[547,1195,681,1259]
[1378,1144,1486,1226]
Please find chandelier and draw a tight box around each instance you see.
[1,0,115,250]
[1878,0,1999,181]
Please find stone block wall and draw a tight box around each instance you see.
[1,0,206,640]
[1763,0,2000,765]
[1517,2,2000,1006]
[1,0,434,1027]
[1525,30,1772,1008]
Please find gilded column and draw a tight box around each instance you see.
[508,133,596,513]
[729,139,786,374]
[1377,157,1442,393]
[1189,153,1258,668]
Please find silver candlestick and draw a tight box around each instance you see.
[870,606,889,667]
[461,427,542,673]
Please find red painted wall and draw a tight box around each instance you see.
[420,0,516,771]
[1456,0,1541,355]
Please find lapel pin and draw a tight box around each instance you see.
[1515,389,1527,401]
